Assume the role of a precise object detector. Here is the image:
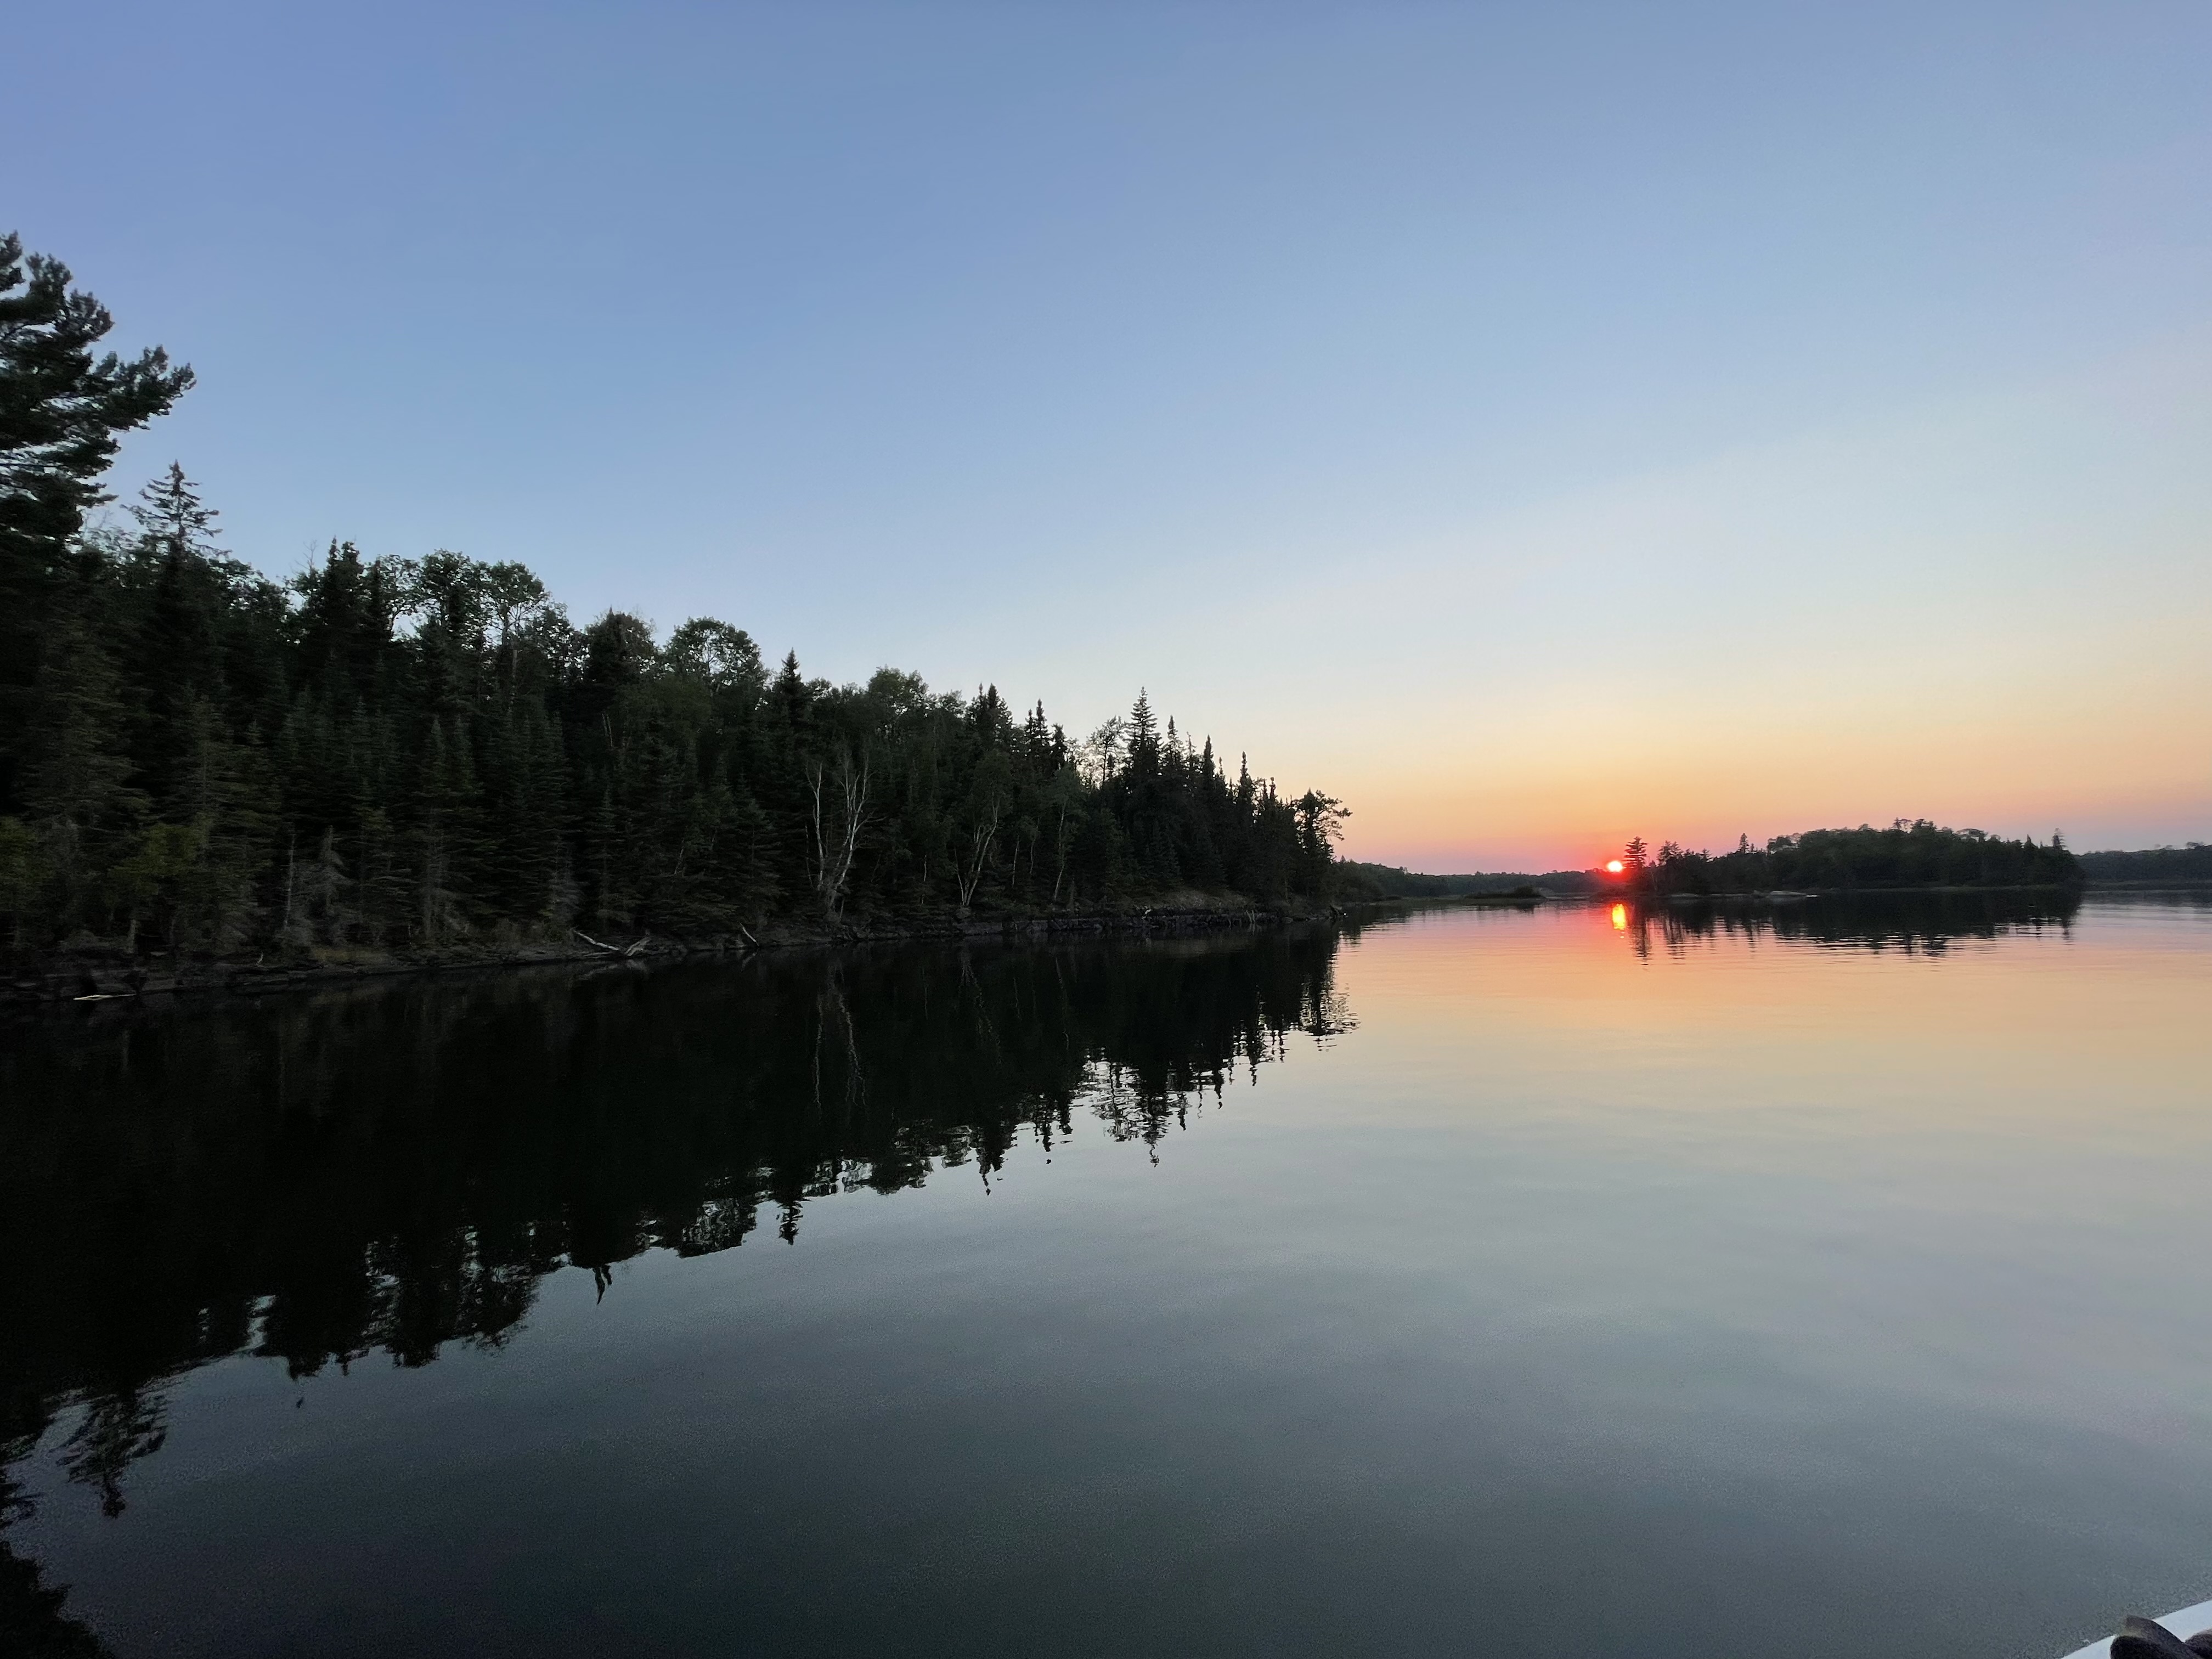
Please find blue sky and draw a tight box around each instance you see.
[13,1,2209,866]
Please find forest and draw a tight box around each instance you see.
[0,235,1346,958]
[2073,845,2212,884]
[1614,820,2082,895]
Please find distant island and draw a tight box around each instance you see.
[1346,819,2152,901]
[1607,822,2083,895]
[2073,844,2212,887]
[0,234,1345,981]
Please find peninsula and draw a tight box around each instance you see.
[0,235,1345,990]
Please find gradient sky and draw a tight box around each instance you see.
[11,1,2208,870]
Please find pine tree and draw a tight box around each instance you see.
[1,235,193,813]
[129,461,220,561]
[1126,690,1158,774]
[123,467,234,803]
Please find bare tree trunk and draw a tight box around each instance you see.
[808,746,871,924]
[1050,801,1070,906]
[807,764,828,901]
[822,971,867,1119]
[834,750,868,912]
[955,793,1001,912]
[280,832,302,943]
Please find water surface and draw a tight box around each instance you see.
[4,895,2209,1657]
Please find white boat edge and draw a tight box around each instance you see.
[2059,1598,2212,1659]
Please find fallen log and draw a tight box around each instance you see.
[573,928,651,958]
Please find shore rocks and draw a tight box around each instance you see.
[0,903,1313,1006]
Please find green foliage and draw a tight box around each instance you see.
[1,234,194,819]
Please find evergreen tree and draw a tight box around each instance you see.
[0,236,1353,953]
[1,235,194,813]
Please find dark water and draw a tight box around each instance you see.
[4,894,2209,1658]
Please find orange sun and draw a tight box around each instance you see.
[1606,859,1625,874]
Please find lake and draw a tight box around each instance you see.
[4,894,2209,1658]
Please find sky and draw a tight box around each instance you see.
[10,1,2209,870]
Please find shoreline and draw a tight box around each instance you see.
[1,899,1324,1008]
[10,882,2192,1009]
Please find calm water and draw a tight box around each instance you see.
[4,894,2210,1658]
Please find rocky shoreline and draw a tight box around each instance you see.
[2,900,1322,1007]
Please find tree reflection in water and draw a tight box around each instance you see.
[1602,888,2084,961]
[4,896,2095,1650]
[0,930,1352,1545]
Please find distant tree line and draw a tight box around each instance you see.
[1334,862,1596,899]
[2073,845,2211,884]
[1609,820,2081,895]
[0,235,1346,955]
[1340,819,2090,901]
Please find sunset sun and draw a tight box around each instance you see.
[1606,860,1625,874]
